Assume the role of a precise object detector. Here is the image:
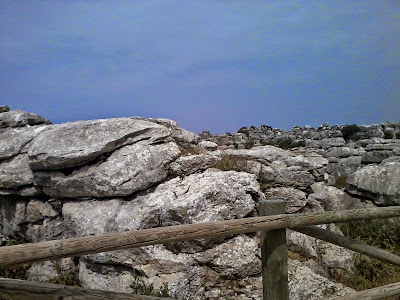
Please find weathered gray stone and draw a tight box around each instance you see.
[34,141,181,198]
[0,198,27,236]
[194,235,260,279]
[320,137,346,149]
[361,150,393,164]
[339,156,362,167]
[308,182,374,211]
[0,154,33,189]
[264,187,307,213]
[0,126,48,160]
[131,117,200,145]
[326,147,361,158]
[26,200,58,223]
[0,106,10,113]
[347,162,400,205]
[63,169,262,251]
[288,259,354,300]
[169,154,219,176]
[0,110,50,128]
[79,260,134,294]
[26,261,59,282]
[28,118,172,170]
[197,140,218,151]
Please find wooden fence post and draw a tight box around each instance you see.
[259,199,289,300]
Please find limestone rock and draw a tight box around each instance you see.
[25,200,58,223]
[347,162,400,205]
[0,110,51,128]
[361,150,393,164]
[264,187,307,213]
[0,126,48,160]
[79,259,134,294]
[288,259,355,300]
[131,117,200,145]
[28,118,171,170]
[0,106,10,113]
[308,182,373,211]
[198,140,218,151]
[194,235,260,279]
[63,169,263,252]
[26,261,59,282]
[0,198,27,236]
[35,141,180,198]
[169,154,219,176]
[0,154,33,189]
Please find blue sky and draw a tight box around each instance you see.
[1,1,399,134]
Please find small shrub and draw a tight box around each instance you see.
[334,175,348,189]
[384,130,393,139]
[0,237,30,280]
[341,124,360,140]
[260,124,272,130]
[261,140,274,146]
[238,127,249,137]
[244,140,254,149]
[210,155,247,172]
[131,275,173,298]
[179,145,201,156]
[337,218,400,291]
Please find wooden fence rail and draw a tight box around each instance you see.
[0,206,399,267]
[0,204,400,299]
[0,277,169,300]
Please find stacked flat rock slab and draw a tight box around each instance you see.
[0,109,51,128]
[347,161,400,205]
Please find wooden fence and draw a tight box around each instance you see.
[0,202,400,299]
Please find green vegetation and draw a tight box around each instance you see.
[0,237,30,280]
[384,130,393,139]
[238,126,250,137]
[341,124,360,140]
[210,155,247,172]
[334,175,348,189]
[131,275,174,298]
[244,140,254,149]
[179,145,201,156]
[337,217,400,292]
[48,262,80,287]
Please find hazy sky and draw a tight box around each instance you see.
[1,1,399,134]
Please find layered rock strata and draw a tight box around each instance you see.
[1,106,398,299]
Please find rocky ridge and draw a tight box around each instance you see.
[0,106,399,299]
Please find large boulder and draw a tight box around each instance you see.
[28,118,172,170]
[288,259,354,300]
[0,106,10,113]
[0,154,34,189]
[0,126,48,160]
[131,117,200,145]
[34,141,181,198]
[0,110,51,128]
[347,162,400,205]
[308,182,373,211]
[62,169,262,239]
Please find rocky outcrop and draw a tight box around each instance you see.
[2,107,398,299]
[347,161,400,205]
[0,109,51,128]
[28,118,172,170]
[34,141,181,198]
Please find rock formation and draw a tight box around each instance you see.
[1,106,399,299]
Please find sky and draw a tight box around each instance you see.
[0,1,399,134]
